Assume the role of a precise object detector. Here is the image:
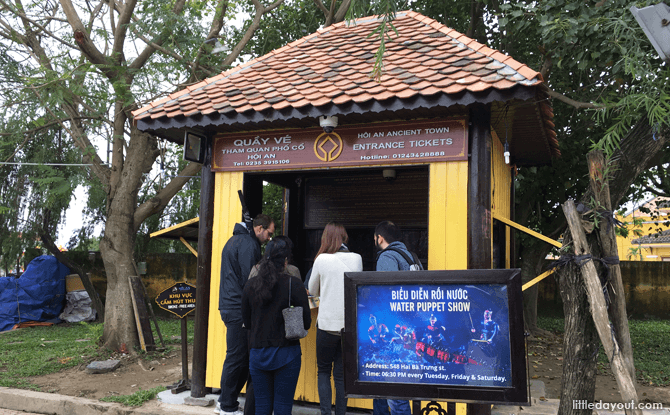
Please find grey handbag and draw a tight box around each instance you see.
[282,278,308,340]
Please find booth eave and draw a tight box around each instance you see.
[149,217,200,242]
[137,85,556,165]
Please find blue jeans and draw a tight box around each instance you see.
[316,329,346,415]
[219,313,254,414]
[373,399,391,415]
[389,400,411,415]
[374,399,411,415]
[249,352,301,415]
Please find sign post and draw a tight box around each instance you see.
[156,282,197,394]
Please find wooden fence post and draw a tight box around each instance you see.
[562,200,640,415]
[586,151,635,380]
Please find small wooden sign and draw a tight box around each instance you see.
[155,282,197,318]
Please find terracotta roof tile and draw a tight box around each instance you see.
[396,88,419,99]
[492,79,517,90]
[133,11,546,124]
[410,80,433,90]
[332,93,352,105]
[445,83,467,94]
[420,86,441,95]
[517,65,540,81]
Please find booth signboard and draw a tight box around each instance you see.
[342,269,528,405]
[156,282,196,318]
[212,119,467,172]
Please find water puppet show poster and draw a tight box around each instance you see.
[356,283,511,388]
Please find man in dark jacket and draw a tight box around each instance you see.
[217,214,274,415]
[372,220,421,415]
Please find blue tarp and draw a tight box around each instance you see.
[0,255,69,332]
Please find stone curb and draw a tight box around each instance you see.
[0,387,217,415]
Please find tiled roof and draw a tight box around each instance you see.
[632,229,670,245]
[133,10,558,164]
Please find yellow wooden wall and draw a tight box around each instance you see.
[491,130,512,268]
[206,171,244,388]
[428,161,469,270]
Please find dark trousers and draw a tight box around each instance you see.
[316,328,346,415]
[219,313,255,415]
[249,352,302,415]
[374,399,411,415]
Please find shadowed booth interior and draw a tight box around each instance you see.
[132,9,558,413]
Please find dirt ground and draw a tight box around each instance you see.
[525,334,670,405]
[30,335,670,406]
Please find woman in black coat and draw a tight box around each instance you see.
[242,237,311,415]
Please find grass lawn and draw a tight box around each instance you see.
[537,315,670,386]
[1,314,667,405]
[0,317,192,405]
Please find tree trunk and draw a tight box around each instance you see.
[99,126,158,352]
[557,258,599,415]
[100,209,140,352]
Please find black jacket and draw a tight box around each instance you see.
[219,223,261,318]
[242,274,311,349]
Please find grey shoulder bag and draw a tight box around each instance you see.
[282,278,309,340]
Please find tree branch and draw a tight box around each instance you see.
[111,0,136,62]
[189,0,229,82]
[60,0,113,75]
[133,162,202,230]
[545,86,605,109]
[333,0,351,24]
[123,0,186,72]
[0,0,78,49]
[222,0,286,68]
[312,0,329,16]
[30,87,111,188]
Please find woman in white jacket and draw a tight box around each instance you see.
[308,222,362,415]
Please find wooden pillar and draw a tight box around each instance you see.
[467,104,492,415]
[509,173,516,268]
[468,104,492,270]
[192,136,215,398]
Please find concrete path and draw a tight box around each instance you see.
[1,384,668,415]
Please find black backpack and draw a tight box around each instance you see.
[379,246,423,271]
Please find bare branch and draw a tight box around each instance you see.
[222,0,286,67]
[122,0,186,72]
[112,0,136,61]
[333,0,351,24]
[545,86,605,109]
[0,0,79,49]
[60,0,117,79]
[190,0,230,82]
[30,87,111,188]
[133,162,202,230]
[312,0,329,16]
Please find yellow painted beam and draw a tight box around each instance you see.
[522,268,556,291]
[492,213,562,248]
[179,237,198,257]
[149,217,199,238]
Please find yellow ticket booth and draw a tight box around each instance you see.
[133,10,557,412]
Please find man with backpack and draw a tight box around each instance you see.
[372,220,423,415]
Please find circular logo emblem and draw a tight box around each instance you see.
[314,132,343,162]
